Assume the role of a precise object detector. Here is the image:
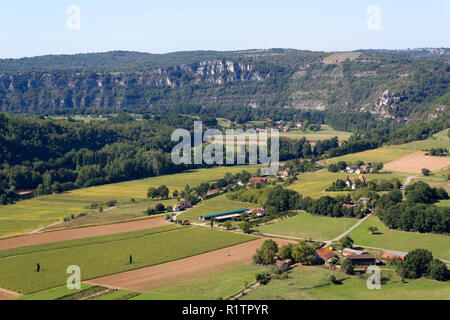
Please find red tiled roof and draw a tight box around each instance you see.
[316,248,336,261]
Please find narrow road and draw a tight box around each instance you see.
[325,213,372,246]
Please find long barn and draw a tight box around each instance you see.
[199,208,249,221]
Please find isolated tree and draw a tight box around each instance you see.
[36,262,40,272]
[341,258,354,275]
[339,235,354,249]
[421,168,431,176]
[367,226,378,234]
[210,219,214,228]
[129,254,133,264]
[172,190,179,198]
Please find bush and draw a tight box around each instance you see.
[255,272,271,285]
[329,275,338,284]
[428,259,449,281]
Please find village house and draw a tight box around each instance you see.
[346,165,359,173]
[247,208,266,217]
[316,247,337,265]
[206,189,219,197]
[172,201,192,212]
[277,167,291,177]
[275,258,293,267]
[250,177,267,184]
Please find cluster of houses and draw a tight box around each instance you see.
[277,167,292,178]
[345,164,371,174]
[345,175,367,189]
[172,201,192,212]
[315,247,408,267]
[252,119,303,133]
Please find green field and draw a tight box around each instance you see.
[308,271,450,300]
[287,171,405,199]
[257,211,358,241]
[0,225,254,294]
[178,194,257,221]
[436,199,450,208]
[96,289,136,300]
[326,146,414,164]
[16,283,94,300]
[132,264,267,300]
[393,128,450,151]
[46,200,175,230]
[242,266,339,300]
[348,215,450,260]
[243,266,449,300]
[0,165,258,238]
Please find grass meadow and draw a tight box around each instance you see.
[257,211,358,241]
[347,215,450,260]
[0,225,254,294]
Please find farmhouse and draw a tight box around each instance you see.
[250,177,267,184]
[346,253,376,266]
[381,250,407,261]
[275,258,293,267]
[247,208,266,217]
[199,208,249,221]
[206,189,220,196]
[316,247,337,264]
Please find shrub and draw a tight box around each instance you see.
[255,272,271,285]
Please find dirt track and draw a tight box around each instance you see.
[384,151,450,173]
[0,288,21,300]
[86,238,295,292]
[0,216,170,251]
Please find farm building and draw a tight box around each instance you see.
[247,208,266,217]
[199,208,249,221]
[316,247,337,264]
[275,258,293,267]
[342,248,365,256]
[346,254,376,266]
[381,250,407,261]
[250,177,267,184]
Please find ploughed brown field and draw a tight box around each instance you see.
[0,216,169,251]
[0,288,21,300]
[383,152,450,173]
[86,238,294,292]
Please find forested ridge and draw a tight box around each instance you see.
[0,49,448,119]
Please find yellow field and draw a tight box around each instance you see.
[325,146,414,164]
[0,166,258,238]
